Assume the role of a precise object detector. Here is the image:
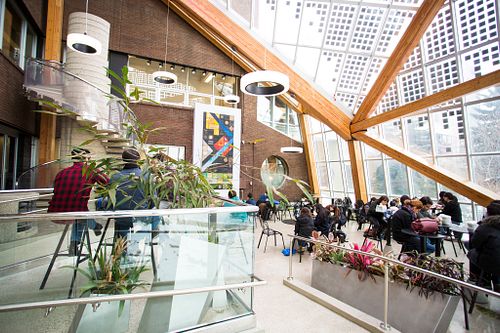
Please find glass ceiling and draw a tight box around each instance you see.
[210,0,424,114]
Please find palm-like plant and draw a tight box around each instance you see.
[67,238,149,316]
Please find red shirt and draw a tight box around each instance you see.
[48,162,108,213]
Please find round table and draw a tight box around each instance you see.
[281,219,296,225]
[401,228,446,256]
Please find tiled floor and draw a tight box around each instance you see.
[253,218,500,333]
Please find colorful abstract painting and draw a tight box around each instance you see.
[193,104,241,192]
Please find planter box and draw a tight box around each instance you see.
[311,260,459,333]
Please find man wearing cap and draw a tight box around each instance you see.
[48,148,109,255]
[109,148,155,239]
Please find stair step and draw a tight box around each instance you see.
[102,141,130,148]
[105,147,125,153]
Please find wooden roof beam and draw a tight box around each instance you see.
[168,0,352,140]
[352,0,445,123]
[353,131,499,207]
[351,70,500,133]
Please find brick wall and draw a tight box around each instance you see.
[0,53,37,135]
[134,103,195,162]
[62,0,242,75]
[61,0,310,201]
[21,0,45,32]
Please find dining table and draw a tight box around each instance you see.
[401,228,446,257]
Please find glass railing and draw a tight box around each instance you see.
[0,195,261,333]
[23,58,134,137]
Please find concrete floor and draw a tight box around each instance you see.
[252,218,500,333]
[0,217,498,332]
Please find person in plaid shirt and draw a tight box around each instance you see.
[48,148,109,254]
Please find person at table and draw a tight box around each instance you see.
[48,148,108,255]
[367,195,389,238]
[314,204,331,237]
[224,190,247,222]
[295,207,315,251]
[418,196,434,219]
[468,214,500,292]
[392,199,435,253]
[245,193,257,205]
[438,192,463,239]
[467,201,500,288]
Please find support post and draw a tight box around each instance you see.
[347,140,368,203]
[298,113,319,197]
[39,0,64,163]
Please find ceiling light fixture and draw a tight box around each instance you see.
[181,67,185,73]
[202,70,207,76]
[152,0,177,85]
[146,59,151,66]
[280,134,303,154]
[240,48,289,96]
[191,68,196,74]
[67,0,102,55]
[170,64,175,70]
[280,146,303,154]
[241,70,289,96]
[203,72,214,83]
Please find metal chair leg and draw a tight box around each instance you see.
[264,235,269,253]
[40,225,70,290]
[257,231,264,249]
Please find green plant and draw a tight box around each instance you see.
[397,253,463,297]
[65,238,150,316]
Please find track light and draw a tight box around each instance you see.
[146,60,151,66]
[181,67,185,72]
[170,64,175,70]
[221,74,226,80]
[159,62,163,68]
[202,70,207,76]
[191,69,196,74]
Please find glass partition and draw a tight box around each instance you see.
[0,203,258,333]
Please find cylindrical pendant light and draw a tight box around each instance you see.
[224,94,240,105]
[240,70,289,96]
[152,71,177,85]
[280,146,303,154]
[66,0,102,56]
[152,0,176,85]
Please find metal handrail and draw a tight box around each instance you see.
[288,234,499,330]
[0,193,52,205]
[0,276,266,313]
[0,188,54,194]
[0,206,259,224]
[287,234,500,298]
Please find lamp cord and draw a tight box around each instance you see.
[164,0,170,65]
[85,0,89,34]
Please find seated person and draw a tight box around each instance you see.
[224,190,247,222]
[468,201,500,291]
[314,204,331,237]
[367,195,389,238]
[245,193,257,205]
[295,207,315,251]
[392,199,435,254]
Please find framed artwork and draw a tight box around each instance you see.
[193,103,241,193]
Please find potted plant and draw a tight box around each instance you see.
[311,234,462,333]
[66,238,150,333]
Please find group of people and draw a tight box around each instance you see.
[48,147,154,255]
[360,192,465,253]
